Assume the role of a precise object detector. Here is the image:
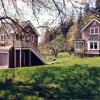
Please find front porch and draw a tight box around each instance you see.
[14,49,31,67]
[74,40,100,56]
[0,46,45,68]
[14,48,45,68]
[74,40,85,53]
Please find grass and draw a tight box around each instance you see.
[0,52,100,99]
[45,52,100,67]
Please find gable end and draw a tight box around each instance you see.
[82,19,100,32]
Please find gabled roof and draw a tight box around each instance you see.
[82,19,100,31]
[1,20,39,36]
[19,21,39,36]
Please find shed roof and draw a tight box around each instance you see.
[0,21,39,36]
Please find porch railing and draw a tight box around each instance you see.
[14,41,32,48]
[14,41,45,63]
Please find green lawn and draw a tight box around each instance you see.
[46,52,100,67]
[0,52,100,99]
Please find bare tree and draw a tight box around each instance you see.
[0,0,93,20]
[95,0,100,12]
[0,0,96,34]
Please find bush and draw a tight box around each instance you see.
[46,56,56,61]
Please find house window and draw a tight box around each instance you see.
[90,27,99,35]
[91,29,94,34]
[32,35,35,42]
[89,41,99,50]
[95,28,99,33]
[90,42,93,49]
[94,42,97,49]
[0,34,5,41]
[75,42,84,49]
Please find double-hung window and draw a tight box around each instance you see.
[88,41,99,50]
[90,27,99,35]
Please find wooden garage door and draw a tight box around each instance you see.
[0,53,8,66]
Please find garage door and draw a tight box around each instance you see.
[0,53,8,66]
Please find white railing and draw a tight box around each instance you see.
[14,41,31,48]
[14,41,45,63]
[30,43,45,63]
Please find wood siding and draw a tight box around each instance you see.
[83,20,100,41]
[0,22,38,49]
[0,21,45,68]
[82,20,100,54]
[88,50,100,54]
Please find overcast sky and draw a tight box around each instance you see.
[0,0,96,39]
[0,0,96,27]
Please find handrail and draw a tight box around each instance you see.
[30,43,45,63]
[14,40,45,63]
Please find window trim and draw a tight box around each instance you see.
[90,27,99,35]
[31,35,35,42]
[0,34,5,41]
[74,41,84,50]
[88,41,99,50]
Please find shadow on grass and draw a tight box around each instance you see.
[0,81,37,100]
[0,71,56,100]
[0,65,100,100]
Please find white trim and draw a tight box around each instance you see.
[90,27,99,35]
[0,66,9,69]
[15,47,45,64]
[88,52,100,54]
[0,45,13,50]
[30,48,45,63]
[88,41,99,50]
[82,19,100,31]
[0,51,8,53]
[15,47,30,50]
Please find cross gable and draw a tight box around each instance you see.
[19,21,39,36]
[82,19,100,32]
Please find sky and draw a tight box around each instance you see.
[16,0,96,27]
[0,0,96,35]
[0,0,96,26]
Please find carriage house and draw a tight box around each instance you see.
[0,21,45,68]
[74,19,100,55]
